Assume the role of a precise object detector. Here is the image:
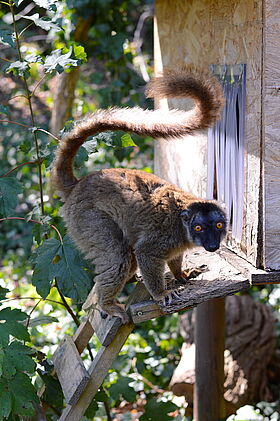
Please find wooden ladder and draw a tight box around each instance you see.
[52,248,280,421]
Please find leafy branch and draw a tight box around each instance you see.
[8,0,45,215]
[0,119,60,140]
[0,216,63,243]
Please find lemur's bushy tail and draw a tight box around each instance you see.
[51,66,224,199]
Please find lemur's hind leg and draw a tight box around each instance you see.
[76,209,136,324]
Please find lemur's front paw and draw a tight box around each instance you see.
[180,264,208,282]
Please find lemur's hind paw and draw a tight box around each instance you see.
[101,311,109,319]
[160,289,182,306]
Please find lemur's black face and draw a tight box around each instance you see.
[181,203,227,252]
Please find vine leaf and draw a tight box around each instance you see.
[27,315,58,327]
[0,177,23,217]
[0,373,39,418]
[21,14,61,32]
[109,377,137,402]
[0,380,12,420]
[6,60,30,77]
[0,308,30,346]
[140,399,178,421]
[38,370,64,408]
[44,48,78,73]
[0,105,10,115]
[31,238,61,299]
[31,236,92,302]
[1,341,36,379]
[32,0,58,11]
[0,286,9,302]
[0,29,15,48]
[54,235,93,302]
[72,44,87,63]
[121,133,137,147]
[13,0,26,5]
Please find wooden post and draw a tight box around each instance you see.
[194,298,225,421]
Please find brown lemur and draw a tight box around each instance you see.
[51,66,226,324]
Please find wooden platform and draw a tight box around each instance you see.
[51,247,280,421]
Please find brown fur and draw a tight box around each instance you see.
[51,67,225,323]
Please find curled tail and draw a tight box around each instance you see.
[51,66,224,199]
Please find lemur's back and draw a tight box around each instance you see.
[62,168,197,245]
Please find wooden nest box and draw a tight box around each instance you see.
[154,0,280,270]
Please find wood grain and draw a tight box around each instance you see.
[154,0,263,266]
[53,336,90,406]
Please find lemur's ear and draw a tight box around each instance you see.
[180,209,191,220]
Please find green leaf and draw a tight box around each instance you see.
[32,0,58,11]
[32,220,50,245]
[0,286,9,302]
[140,399,178,421]
[1,342,36,379]
[10,372,39,416]
[0,30,15,48]
[0,308,29,346]
[74,145,88,168]
[18,138,32,153]
[109,377,137,403]
[0,177,23,217]
[121,133,137,147]
[39,371,64,408]
[84,398,98,418]
[44,48,78,74]
[31,236,92,302]
[0,348,4,377]
[55,236,92,303]
[21,14,62,32]
[0,105,10,116]
[6,60,30,77]
[72,44,87,63]
[31,238,61,298]
[25,53,44,64]
[0,372,38,419]
[27,315,58,327]
[0,379,12,420]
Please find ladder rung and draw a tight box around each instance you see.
[89,309,122,347]
[53,335,89,405]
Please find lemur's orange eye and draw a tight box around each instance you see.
[194,225,202,232]
[216,222,224,229]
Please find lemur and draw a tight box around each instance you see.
[51,66,226,323]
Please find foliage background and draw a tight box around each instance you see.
[0,1,279,420]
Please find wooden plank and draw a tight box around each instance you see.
[155,0,263,266]
[129,300,164,323]
[130,249,251,322]
[218,247,280,284]
[73,319,94,354]
[129,248,280,324]
[82,283,123,346]
[59,323,134,421]
[157,249,250,315]
[53,336,89,406]
[262,0,280,269]
[251,271,280,285]
[89,310,122,347]
[58,283,151,421]
[194,298,226,420]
